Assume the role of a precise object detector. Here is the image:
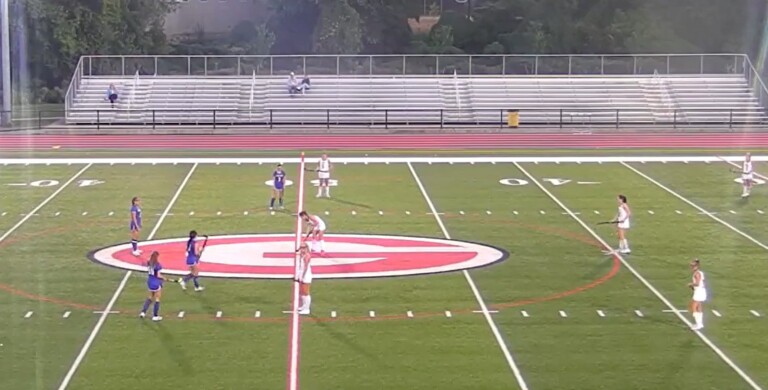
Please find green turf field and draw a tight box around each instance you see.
[1,155,767,390]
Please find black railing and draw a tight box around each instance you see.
[2,108,767,132]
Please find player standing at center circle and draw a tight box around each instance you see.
[316,153,332,198]
[270,163,286,210]
[299,210,326,255]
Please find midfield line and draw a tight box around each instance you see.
[57,163,199,390]
[621,162,768,251]
[0,164,92,243]
[407,162,529,390]
[514,162,763,390]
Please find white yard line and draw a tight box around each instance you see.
[286,153,307,390]
[0,155,765,166]
[0,164,92,244]
[57,163,198,390]
[407,162,529,390]
[513,162,763,390]
[621,162,768,252]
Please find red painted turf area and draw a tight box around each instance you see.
[0,133,765,149]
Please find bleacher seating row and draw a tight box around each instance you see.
[66,75,767,125]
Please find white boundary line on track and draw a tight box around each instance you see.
[621,162,768,252]
[56,163,199,390]
[0,164,91,244]
[2,156,768,165]
[513,162,763,390]
[407,162,529,390]
[286,153,306,390]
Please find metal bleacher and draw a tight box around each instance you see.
[65,54,768,127]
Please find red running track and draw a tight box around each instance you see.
[0,133,765,150]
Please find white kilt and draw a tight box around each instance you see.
[742,173,754,182]
[312,219,326,232]
[618,220,630,229]
[297,263,313,284]
[692,288,707,302]
[318,171,330,179]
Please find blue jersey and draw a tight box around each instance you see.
[186,237,199,265]
[147,262,163,291]
[273,170,286,190]
[130,205,142,230]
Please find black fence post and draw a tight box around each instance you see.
[615,109,619,129]
[38,110,42,130]
[213,110,217,130]
[729,109,733,129]
[152,110,156,130]
[440,109,443,129]
[96,110,100,131]
[673,110,677,129]
[385,110,389,130]
[559,109,563,129]
[499,110,503,129]
[269,109,273,129]
[326,109,330,130]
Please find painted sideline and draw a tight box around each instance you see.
[57,163,199,390]
[407,162,530,390]
[0,156,767,165]
[513,162,763,390]
[286,153,306,390]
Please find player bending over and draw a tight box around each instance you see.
[741,152,754,198]
[295,242,313,315]
[140,251,170,322]
[299,211,326,255]
[270,163,286,210]
[688,259,707,330]
[129,197,142,256]
[178,230,205,292]
[316,153,332,198]
[614,194,631,254]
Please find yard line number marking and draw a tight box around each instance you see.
[514,162,764,390]
[57,163,198,390]
[408,162,529,390]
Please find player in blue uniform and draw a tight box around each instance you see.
[178,230,205,292]
[140,251,169,322]
[270,164,286,210]
[130,197,142,256]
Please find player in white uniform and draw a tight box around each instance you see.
[316,153,332,198]
[741,152,753,198]
[614,194,631,254]
[295,242,313,315]
[688,259,707,330]
[299,210,326,255]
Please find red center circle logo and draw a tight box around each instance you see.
[88,234,508,279]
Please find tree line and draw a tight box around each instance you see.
[9,0,765,104]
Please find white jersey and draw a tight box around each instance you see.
[308,215,326,231]
[617,205,630,229]
[318,158,331,179]
[297,253,312,284]
[692,270,707,302]
[743,160,754,181]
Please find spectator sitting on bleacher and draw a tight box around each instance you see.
[106,84,118,108]
[300,74,311,92]
[287,72,301,96]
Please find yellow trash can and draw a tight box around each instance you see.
[507,110,520,128]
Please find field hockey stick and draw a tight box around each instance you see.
[199,235,209,255]
[304,167,318,172]
[596,221,618,225]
